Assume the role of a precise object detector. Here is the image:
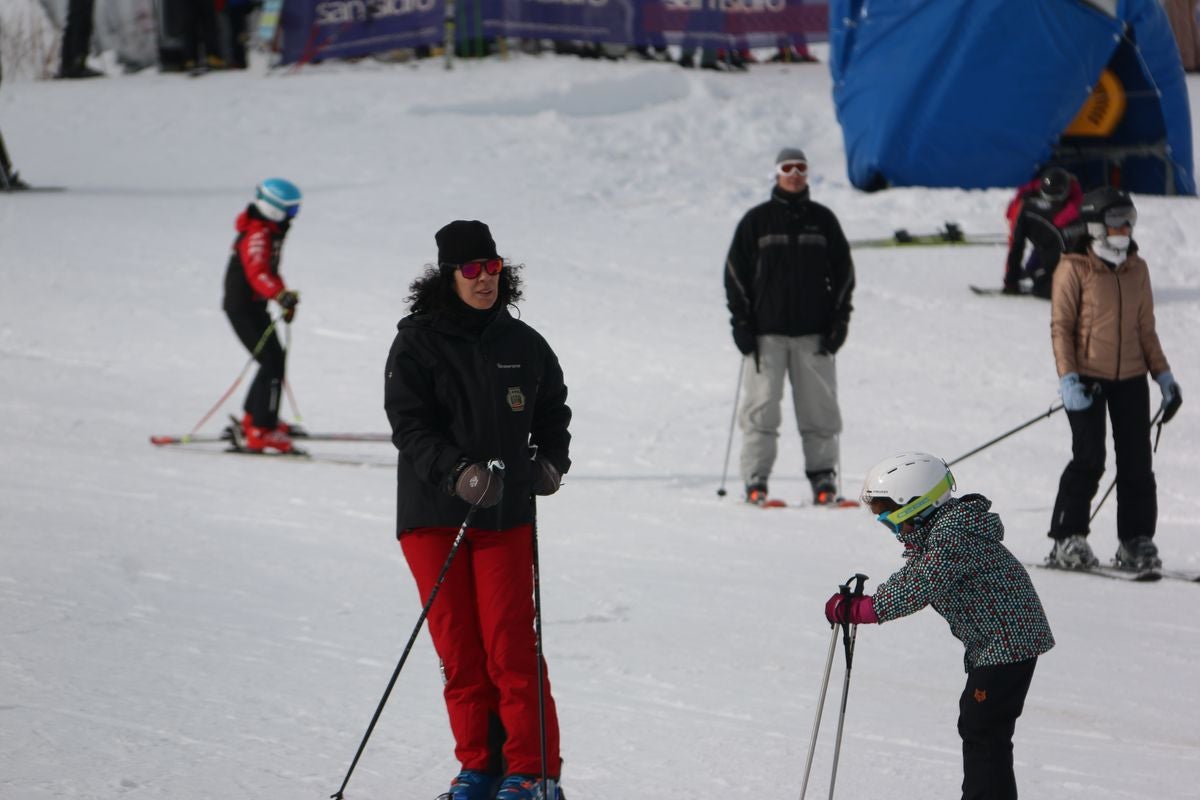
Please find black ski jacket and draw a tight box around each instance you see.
[1006,197,1067,283]
[384,307,571,533]
[724,186,855,338]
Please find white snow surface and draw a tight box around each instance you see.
[2,53,1199,800]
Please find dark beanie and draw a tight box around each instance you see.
[436,220,499,265]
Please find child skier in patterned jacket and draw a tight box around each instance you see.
[825,452,1054,800]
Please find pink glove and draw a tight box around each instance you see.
[824,593,879,625]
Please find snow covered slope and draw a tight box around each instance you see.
[2,54,1198,799]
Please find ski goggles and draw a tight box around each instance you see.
[455,258,504,280]
[871,472,955,535]
[776,161,808,176]
[1104,206,1136,230]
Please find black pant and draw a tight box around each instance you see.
[59,0,96,74]
[958,657,1037,800]
[226,304,285,429]
[1049,375,1155,542]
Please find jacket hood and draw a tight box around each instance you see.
[898,494,1002,551]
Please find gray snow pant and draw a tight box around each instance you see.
[738,333,842,487]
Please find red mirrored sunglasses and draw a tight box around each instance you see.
[776,161,808,176]
[457,258,504,279]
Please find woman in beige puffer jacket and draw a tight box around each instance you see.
[1046,188,1181,573]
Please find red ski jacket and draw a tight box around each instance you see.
[223,206,289,311]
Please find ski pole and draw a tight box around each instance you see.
[948,402,1064,466]
[530,496,557,800]
[716,361,745,497]
[183,317,282,439]
[827,573,868,800]
[331,503,479,800]
[1089,405,1165,523]
[799,626,839,800]
[282,319,303,424]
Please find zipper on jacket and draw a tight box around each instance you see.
[1114,267,1124,381]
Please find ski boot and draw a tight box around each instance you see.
[1047,535,1099,569]
[1113,537,1161,571]
[436,770,499,800]
[240,413,295,454]
[494,775,564,800]
[809,470,838,505]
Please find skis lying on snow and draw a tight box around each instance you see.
[969,285,1037,297]
[850,223,1006,249]
[1032,562,1200,584]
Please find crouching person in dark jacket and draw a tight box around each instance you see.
[384,220,572,800]
[826,453,1054,800]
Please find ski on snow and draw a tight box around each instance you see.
[149,417,392,466]
[746,497,861,510]
[969,285,1039,297]
[850,223,1006,250]
[1031,562,1200,584]
[150,430,391,446]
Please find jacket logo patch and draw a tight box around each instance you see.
[506,386,526,412]
[973,689,987,703]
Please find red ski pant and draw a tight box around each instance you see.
[401,524,561,777]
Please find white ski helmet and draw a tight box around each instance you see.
[860,452,955,532]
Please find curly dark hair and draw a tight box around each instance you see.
[406,261,524,315]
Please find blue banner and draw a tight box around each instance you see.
[279,0,446,65]
[277,0,828,64]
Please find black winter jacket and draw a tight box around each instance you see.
[1006,197,1067,282]
[724,186,855,337]
[384,306,571,533]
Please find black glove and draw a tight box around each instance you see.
[449,460,504,508]
[531,456,562,496]
[819,320,848,356]
[276,289,300,322]
[732,321,756,356]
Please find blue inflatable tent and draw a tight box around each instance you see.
[829,0,1195,195]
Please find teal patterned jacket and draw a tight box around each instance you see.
[872,494,1055,672]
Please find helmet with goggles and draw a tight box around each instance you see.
[255,178,302,223]
[1080,186,1136,232]
[1080,186,1135,262]
[860,452,956,534]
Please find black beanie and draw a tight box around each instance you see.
[436,220,499,266]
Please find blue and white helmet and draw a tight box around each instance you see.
[254,178,302,223]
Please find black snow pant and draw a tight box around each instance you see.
[1049,375,1156,543]
[958,657,1037,800]
[59,0,96,75]
[225,303,285,429]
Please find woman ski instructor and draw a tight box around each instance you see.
[384,220,572,800]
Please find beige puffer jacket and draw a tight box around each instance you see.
[1050,250,1170,381]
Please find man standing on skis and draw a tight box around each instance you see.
[222,178,302,453]
[724,148,855,506]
